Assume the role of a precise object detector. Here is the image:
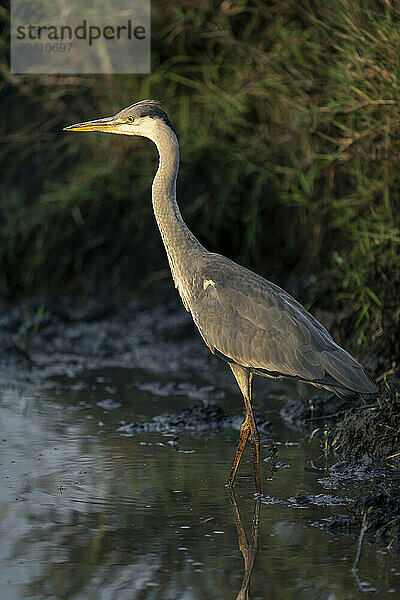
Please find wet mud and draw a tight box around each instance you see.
[280,366,400,552]
[1,292,400,560]
[334,367,400,460]
[0,292,216,388]
[310,368,400,552]
[280,391,358,429]
[316,492,400,554]
[118,402,271,439]
[281,368,400,466]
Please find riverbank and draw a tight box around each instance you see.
[1,291,399,558]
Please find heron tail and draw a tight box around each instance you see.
[320,348,378,397]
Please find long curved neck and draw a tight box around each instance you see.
[150,125,205,308]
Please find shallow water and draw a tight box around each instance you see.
[1,366,399,600]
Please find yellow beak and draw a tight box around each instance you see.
[63,116,124,132]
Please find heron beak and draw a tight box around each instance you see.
[63,116,124,132]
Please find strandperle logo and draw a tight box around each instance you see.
[10,0,150,74]
[15,19,146,46]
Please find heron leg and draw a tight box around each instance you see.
[244,394,261,493]
[228,364,261,492]
[227,414,251,487]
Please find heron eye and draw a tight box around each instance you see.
[127,116,135,123]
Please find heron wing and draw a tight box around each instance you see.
[189,253,376,394]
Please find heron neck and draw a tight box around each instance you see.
[151,127,205,307]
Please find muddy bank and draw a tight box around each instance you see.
[0,291,225,389]
[0,293,275,446]
[2,293,400,559]
[117,402,271,439]
[316,492,400,554]
[334,368,400,461]
[1,293,398,463]
[280,367,400,554]
[281,368,400,464]
[280,391,359,429]
[2,293,398,461]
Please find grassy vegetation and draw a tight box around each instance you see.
[1,0,399,356]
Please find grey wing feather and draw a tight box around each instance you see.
[189,253,377,396]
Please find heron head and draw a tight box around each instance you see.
[63,100,176,140]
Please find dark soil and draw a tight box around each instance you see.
[117,402,271,439]
[280,392,360,429]
[281,368,400,463]
[316,492,400,554]
[334,368,400,461]
[0,290,219,388]
[281,368,400,553]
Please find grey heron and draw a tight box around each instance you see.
[64,100,378,491]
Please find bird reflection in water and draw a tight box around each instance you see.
[229,488,260,600]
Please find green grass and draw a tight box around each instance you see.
[1,0,399,354]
